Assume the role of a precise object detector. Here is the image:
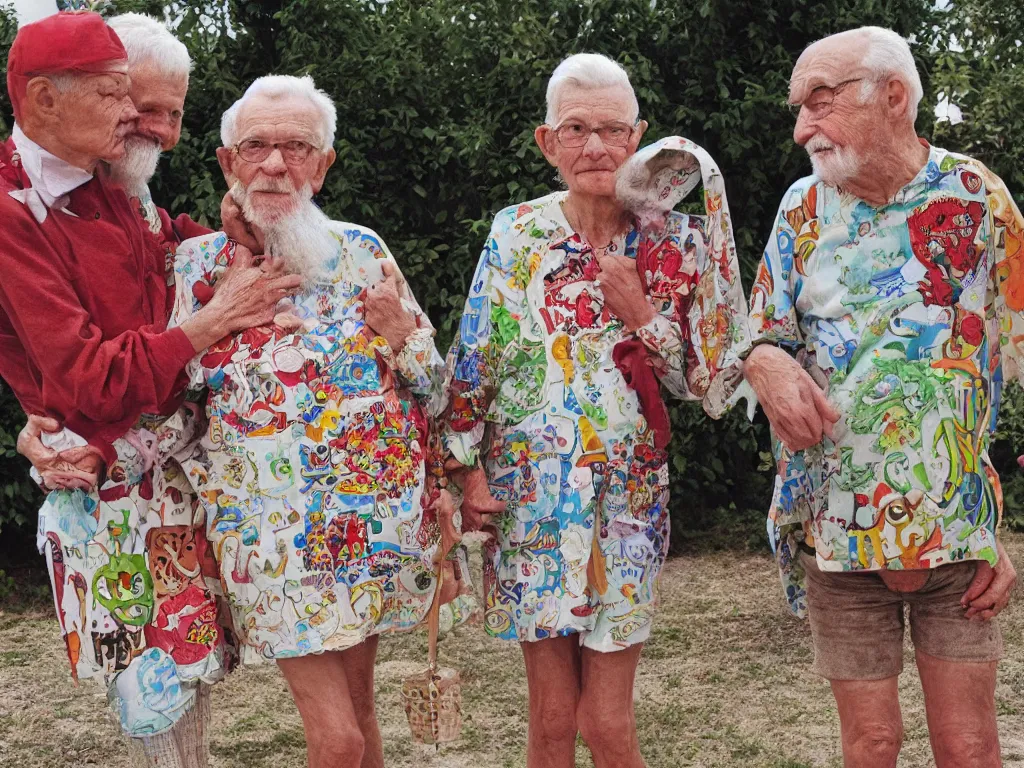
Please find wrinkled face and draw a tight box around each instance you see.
[129,64,188,151]
[50,65,138,163]
[216,93,334,225]
[535,84,646,198]
[789,39,879,187]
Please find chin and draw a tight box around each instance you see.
[569,172,617,198]
[249,199,299,226]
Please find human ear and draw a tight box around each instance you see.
[311,148,336,194]
[535,124,560,168]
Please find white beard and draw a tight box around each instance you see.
[806,136,863,188]
[109,136,162,197]
[230,179,338,282]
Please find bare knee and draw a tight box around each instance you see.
[307,725,365,768]
[576,696,636,756]
[933,726,1000,767]
[843,719,903,766]
[529,695,578,747]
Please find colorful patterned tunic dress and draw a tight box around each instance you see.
[171,225,449,663]
[444,137,750,651]
[749,144,1024,617]
[37,403,228,737]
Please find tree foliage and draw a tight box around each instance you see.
[0,0,1020,547]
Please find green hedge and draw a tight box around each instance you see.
[0,0,1021,550]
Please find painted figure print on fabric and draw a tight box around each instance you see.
[444,137,750,651]
[749,144,1024,616]
[37,403,228,736]
[171,226,452,663]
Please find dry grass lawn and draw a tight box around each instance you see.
[2,535,1023,768]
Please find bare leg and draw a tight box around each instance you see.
[278,651,366,768]
[830,677,903,768]
[916,650,1001,767]
[126,683,212,768]
[338,636,383,768]
[521,635,582,768]
[577,644,645,768]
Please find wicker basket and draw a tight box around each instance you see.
[401,564,463,744]
[401,665,462,744]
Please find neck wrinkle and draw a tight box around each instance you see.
[564,191,632,246]
[844,134,930,207]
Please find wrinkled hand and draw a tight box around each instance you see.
[364,261,417,353]
[16,415,104,491]
[446,461,505,532]
[962,540,1017,621]
[204,247,304,333]
[221,190,265,254]
[744,344,840,452]
[595,254,657,332]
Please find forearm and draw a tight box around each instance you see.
[178,306,230,354]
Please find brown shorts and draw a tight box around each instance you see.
[801,551,1002,680]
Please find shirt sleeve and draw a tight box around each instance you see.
[367,234,447,417]
[442,208,522,467]
[981,168,1024,391]
[0,210,195,426]
[748,184,810,353]
[168,232,233,391]
[635,212,752,417]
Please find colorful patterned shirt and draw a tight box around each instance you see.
[443,138,750,647]
[170,226,449,661]
[749,144,1024,616]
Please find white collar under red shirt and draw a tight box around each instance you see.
[9,124,94,223]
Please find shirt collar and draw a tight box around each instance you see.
[11,123,94,208]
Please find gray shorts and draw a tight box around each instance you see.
[801,551,1003,680]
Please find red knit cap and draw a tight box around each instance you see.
[6,11,127,122]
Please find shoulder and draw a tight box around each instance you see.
[173,231,233,282]
[928,146,1008,202]
[490,191,565,238]
[328,220,390,257]
[0,192,62,258]
[782,175,820,205]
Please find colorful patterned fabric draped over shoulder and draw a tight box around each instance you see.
[170,226,452,663]
[749,144,1024,617]
[443,136,750,651]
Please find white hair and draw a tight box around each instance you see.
[107,13,191,81]
[859,27,923,122]
[544,53,639,126]
[814,26,923,123]
[47,60,127,94]
[220,74,337,150]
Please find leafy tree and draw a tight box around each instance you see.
[0,0,1021,548]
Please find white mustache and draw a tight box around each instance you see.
[805,136,836,153]
[248,177,296,194]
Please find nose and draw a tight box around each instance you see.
[793,109,816,146]
[260,146,288,175]
[581,129,607,158]
[139,115,172,147]
[121,99,139,124]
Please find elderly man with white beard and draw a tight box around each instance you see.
[169,74,459,768]
[1,11,301,768]
[744,26,1022,768]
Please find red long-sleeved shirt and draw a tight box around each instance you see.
[0,137,197,462]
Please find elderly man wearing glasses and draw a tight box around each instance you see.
[744,26,1022,768]
[168,74,463,768]
[444,53,749,768]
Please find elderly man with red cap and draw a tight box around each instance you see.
[0,11,300,766]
